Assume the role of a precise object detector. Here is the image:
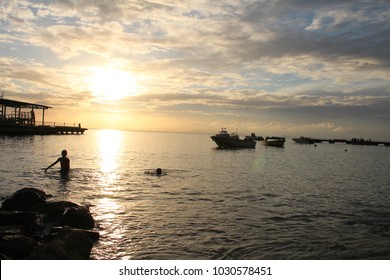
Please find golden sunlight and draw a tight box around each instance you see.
[98,129,122,173]
[88,67,137,101]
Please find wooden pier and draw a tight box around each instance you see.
[294,137,390,147]
[312,138,347,144]
[0,97,87,135]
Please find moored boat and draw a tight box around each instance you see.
[292,136,315,144]
[262,136,285,147]
[211,128,256,149]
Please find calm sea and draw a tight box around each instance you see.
[1,129,390,260]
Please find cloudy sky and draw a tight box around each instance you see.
[1,0,389,138]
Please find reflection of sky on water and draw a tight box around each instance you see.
[2,130,390,260]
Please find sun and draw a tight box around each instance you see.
[88,67,137,101]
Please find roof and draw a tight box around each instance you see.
[0,98,51,110]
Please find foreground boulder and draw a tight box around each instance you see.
[0,225,36,259]
[29,201,82,222]
[28,230,93,260]
[0,188,99,260]
[59,207,95,229]
[1,188,50,211]
[0,233,35,259]
[0,210,44,234]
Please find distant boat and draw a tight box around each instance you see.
[262,136,285,147]
[292,136,315,144]
[211,128,256,149]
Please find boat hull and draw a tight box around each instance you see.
[211,136,256,149]
[292,137,315,144]
[262,139,285,147]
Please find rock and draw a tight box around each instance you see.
[0,234,35,259]
[0,218,39,259]
[0,225,25,236]
[0,188,98,259]
[29,201,81,221]
[59,207,95,230]
[1,188,49,211]
[28,230,93,260]
[51,226,100,243]
[0,253,10,260]
[0,210,44,234]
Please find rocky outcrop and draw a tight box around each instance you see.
[0,225,35,259]
[30,201,88,224]
[0,188,99,260]
[28,229,93,260]
[1,188,51,211]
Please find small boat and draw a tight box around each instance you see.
[292,136,315,144]
[211,128,256,149]
[262,136,285,147]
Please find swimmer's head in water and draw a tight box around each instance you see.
[156,168,162,175]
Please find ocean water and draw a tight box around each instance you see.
[1,129,390,260]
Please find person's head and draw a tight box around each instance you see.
[156,168,162,175]
[61,150,68,157]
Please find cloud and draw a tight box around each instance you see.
[1,0,389,137]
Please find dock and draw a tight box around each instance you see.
[293,137,390,147]
[312,138,347,144]
[1,97,87,135]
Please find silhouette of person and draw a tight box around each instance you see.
[45,150,70,174]
[156,168,162,175]
[31,109,35,125]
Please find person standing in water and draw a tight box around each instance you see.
[45,150,70,174]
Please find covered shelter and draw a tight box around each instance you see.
[0,97,51,126]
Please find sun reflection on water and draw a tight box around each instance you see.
[96,129,123,193]
[98,129,122,172]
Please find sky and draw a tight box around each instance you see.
[1,0,389,139]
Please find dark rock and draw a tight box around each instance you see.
[0,234,35,259]
[0,210,44,234]
[29,201,80,221]
[1,188,49,211]
[28,231,93,260]
[0,253,10,260]
[51,226,100,243]
[0,188,98,259]
[28,239,69,259]
[77,229,99,243]
[59,207,95,230]
[0,225,26,236]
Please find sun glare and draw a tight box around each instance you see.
[98,129,122,173]
[88,67,137,101]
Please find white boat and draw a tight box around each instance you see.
[211,128,256,149]
[262,136,285,147]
